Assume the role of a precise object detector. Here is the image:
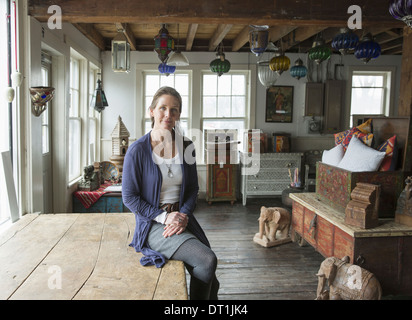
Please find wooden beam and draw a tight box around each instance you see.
[269,25,298,43]
[282,26,328,51]
[185,24,198,51]
[28,0,403,27]
[115,23,137,51]
[209,24,233,51]
[72,23,106,51]
[231,26,249,52]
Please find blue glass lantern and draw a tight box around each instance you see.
[354,34,381,63]
[158,63,176,76]
[289,58,307,80]
[389,0,412,28]
[331,28,359,55]
[249,25,269,56]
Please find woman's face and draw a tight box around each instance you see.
[150,94,181,131]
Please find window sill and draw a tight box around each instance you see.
[67,176,82,189]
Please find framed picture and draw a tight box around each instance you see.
[265,86,294,123]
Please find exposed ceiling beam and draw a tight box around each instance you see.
[185,24,198,51]
[72,23,106,51]
[28,0,403,27]
[231,26,250,52]
[282,26,328,51]
[209,24,232,51]
[115,23,137,51]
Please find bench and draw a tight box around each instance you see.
[0,213,187,300]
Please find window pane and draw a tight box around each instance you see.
[232,96,246,117]
[160,74,174,87]
[203,97,216,117]
[175,74,188,95]
[351,88,384,115]
[145,75,159,95]
[69,119,81,181]
[203,119,244,132]
[232,75,246,95]
[352,75,383,87]
[181,96,189,118]
[218,75,231,95]
[217,96,231,117]
[88,118,97,163]
[42,125,49,154]
[203,75,217,95]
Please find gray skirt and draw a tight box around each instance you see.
[147,222,196,259]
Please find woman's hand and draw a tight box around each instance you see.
[163,211,188,238]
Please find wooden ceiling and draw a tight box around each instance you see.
[28,0,405,55]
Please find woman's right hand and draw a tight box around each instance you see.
[163,211,188,237]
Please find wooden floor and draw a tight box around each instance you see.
[193,197,325,300]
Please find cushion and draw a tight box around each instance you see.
[377,135,398,171]
[335,127,373,150]
[337,136,385,172]
[357,118,372,133]
[322,144,344,167]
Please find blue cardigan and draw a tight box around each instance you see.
[122,131,210,268]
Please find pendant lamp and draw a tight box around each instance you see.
[167,24,189,67]
[389,0,412,28]
[90,78,109,113]
[249,25,269,56]
[158,62,176,76]
[29,87,55,117]
[257,60,279,87]
[154,24,175,63]
[308,38,331,64]
[289,58,308,80]
[354,33,381,63]
[269,52,290,75]
[112,30,131,73]
[210,43,231,76]
[331,28,359,55]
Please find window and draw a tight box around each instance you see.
[88,64,100,163]
[69,57,81,181]
[349,69,393,126]
[41,55,52,155]
[143,72,190,135]
[201,72,248,152]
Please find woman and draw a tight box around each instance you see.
[122,86,219,300]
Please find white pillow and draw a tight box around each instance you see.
[322,144,344,166]
[337,136,385,172]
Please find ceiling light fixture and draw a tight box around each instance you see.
[112,26,131,73]
[249,25,269,56]
[167,24,189,67]
[154,24,175,63]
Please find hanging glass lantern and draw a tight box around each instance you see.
[308,39,331,64]
[112,31,131,73]
[257,60,279,87]
[154,24,175,63]
[389,0,412,28]
[289,58,307,80]
[158,62,176,76]
[331,28,359,55]
[249,25,269,56]
[90,79,109,113]
[210,44,231,76]
[269,53,290,75]
[354,33,381,63]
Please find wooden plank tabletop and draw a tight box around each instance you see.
[290,193,412,238]
[0,213,187,300]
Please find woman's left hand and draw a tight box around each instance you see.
[163,211,188,238]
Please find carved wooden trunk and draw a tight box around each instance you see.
[316,162,407,218]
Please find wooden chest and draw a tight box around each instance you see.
[290,193,412,296]
[316,162,406,218]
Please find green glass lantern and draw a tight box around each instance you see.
[210,44,231,76]
[308,39,331,64]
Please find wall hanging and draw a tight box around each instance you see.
[265,86,293,123]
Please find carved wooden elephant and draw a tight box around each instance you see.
[258,206,291,241]
[316,256,382,300]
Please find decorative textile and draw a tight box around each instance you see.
[335,127,373,150]
[378,135,398,171]
[357,118,372,133]
[73,182,113,209]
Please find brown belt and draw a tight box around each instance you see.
[160,202,179,213]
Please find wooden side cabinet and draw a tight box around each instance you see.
[206,163,237,205]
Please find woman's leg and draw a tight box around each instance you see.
[170,238,219,300]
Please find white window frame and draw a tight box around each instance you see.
[346,66,396,127]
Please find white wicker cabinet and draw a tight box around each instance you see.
[240,152,303,206]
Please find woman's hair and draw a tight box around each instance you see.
[149,86,182,128]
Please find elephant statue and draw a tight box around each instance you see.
[257,206,291,242]
[316,256,382,300]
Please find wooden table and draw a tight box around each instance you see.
[290,193,412,296]
[0,213,187,300]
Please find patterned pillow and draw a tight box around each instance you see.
[377,135,398,171]
[338,127,373,150]
[357,118,372,133]
[334,119,373,147]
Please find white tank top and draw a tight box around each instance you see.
[152,152,182,204]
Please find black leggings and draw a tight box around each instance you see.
[170,238,220,300]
